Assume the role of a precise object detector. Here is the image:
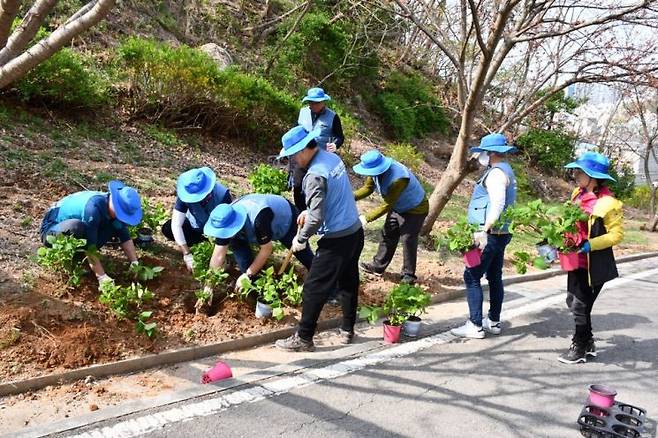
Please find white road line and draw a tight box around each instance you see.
[66,266,658,438]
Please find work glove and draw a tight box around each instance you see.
[183,253,194,272]
[96,273,114,291]
[291,236,308,253]
[473,231,488,249]
[579,240,591,254]
[130,260,139,268]
[235,273,252,291]
[359,215,368,228]
[326,142,337,153]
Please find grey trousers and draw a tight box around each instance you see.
[369,210,426,280]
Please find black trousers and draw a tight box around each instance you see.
[566,268,603,344]
[298,228,364,340]
[369,211,426,279]
[289,160,308,212]
[161,219,206,246]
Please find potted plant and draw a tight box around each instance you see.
[240,267,285,320]
[540,202,588,271]
[395,284,432,337]
[437,218,481,268]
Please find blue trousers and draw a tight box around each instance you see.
[463,233,512,326]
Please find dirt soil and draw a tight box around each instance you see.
[2,103,658,386]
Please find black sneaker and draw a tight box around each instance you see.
[338,328,354,345]
[275,332,315,352]
[360,262,384,276]
[585,339,597,358]
[558,343,587,364]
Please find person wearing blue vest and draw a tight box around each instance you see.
[275,125,363,351]
[353,150,428,285]
[39,181,143,290]
[290,87,345,212]
[202,194,314,291]
[451,133,517,339]
[161,167,232,273]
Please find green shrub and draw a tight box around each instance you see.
[384,143,424,172]
[625,185,653,210]
[99,281,153,320]
[248,164,289,195]
[608,159,635,200]
[37,234,88,288]
[14,48,109,108]
[117,37,298,144]
[516,128,576,174]
[371,72,448,141]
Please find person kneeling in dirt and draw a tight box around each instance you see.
[202,193,314,292]
[352,150,428,285]
[39,180,143,289]
[275,125,364,352]
[161,167,232,273]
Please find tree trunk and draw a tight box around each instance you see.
[0,0,116,89]
[0,0,59,66]
[421,112,475,235]
[0,0,22,48]
[648,185,658,232]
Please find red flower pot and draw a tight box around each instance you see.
[383,321,402,344]
[558,251,580,271]
[463,248,482,268]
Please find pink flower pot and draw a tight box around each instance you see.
[463,248,482,268]
[558,251,580,271]
[588,384,617,408]
[201,360,233,384]
[383,321,402,344]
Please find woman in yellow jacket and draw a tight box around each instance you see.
[559,152,624,364]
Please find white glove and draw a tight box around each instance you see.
[359,215,368,228]
[326,143,337,153]
[291,237,308,253]
[473,231,488,249]
[235,273,251,291]
[96,274,114,290]
[130,260,139,268]
[183,253,194,272]
[297,210,307,227]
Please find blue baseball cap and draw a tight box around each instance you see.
[278,125,321,158]
[176,167,217,203]
[565,151,615,181]
[470,133,518,154]
[302,87,331,103]
[353,150,393,176]
[204,204,247,239]
[108,180,142,226]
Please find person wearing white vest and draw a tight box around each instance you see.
[290,87,345,212]
[275,125,363,352]
[451,133,517,339]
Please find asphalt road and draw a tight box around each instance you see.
[53,257,658,438]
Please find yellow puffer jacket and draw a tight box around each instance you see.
[588,195,624,250]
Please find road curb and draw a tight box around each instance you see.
[2,251,657,398]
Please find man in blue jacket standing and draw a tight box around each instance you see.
[202,193,314,289]
[452,133,517,339]
[276,125,363,351]
[353,150,428,285]
[161,167,232,274]
[40,180,143,289]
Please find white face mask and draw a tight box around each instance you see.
[478,151,490,167]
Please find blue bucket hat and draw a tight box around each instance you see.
[203,204,247,239]
[278,125,321,158]
[108,180,142,226]
[353,150,393,176]
[176,167,217,204]
[565,151,616,181]
[470,133,518,154]
[302,87,331,103]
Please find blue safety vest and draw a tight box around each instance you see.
[233,194,292,244]
[186,183,230,229]
[53,191,106,222]
[467,162,516,232]
[298,107,336,150]
[374,161,426,213]
[304,149,359,235]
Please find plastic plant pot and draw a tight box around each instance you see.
[201,361,232,384]
[536,244,558,263]
[135,228,154,248]
[402,316,422,337]
[463,248,482,268]
[383,320,402,344]
[589,384,617,408]
[255,300,273,319]
[558,251,580,271]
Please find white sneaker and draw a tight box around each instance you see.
[451,320,485,339]
[482,317,502,335]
